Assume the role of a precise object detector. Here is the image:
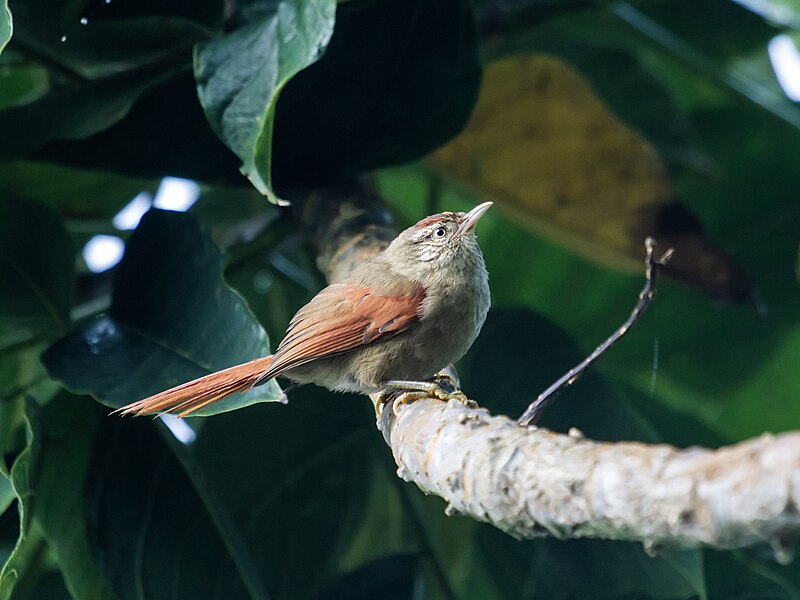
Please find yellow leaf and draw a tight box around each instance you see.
[430,55,751,303]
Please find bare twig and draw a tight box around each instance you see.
[518,238,674,427]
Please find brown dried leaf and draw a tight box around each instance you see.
[430,55,751,303]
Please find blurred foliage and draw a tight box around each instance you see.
[0,0,799,598]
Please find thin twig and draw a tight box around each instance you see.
[517,237,674,427]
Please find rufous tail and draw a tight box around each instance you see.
[112,356,274,418]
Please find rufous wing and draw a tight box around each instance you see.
[252,281,426,385]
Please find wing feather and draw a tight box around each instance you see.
[257,281,425,381]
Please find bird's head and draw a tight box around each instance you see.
[385,202,492,284]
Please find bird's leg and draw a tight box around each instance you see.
[374,375,475,418]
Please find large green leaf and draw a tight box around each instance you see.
[0,0,222,164]
[28,397,115,600]
[9,0,220,79]
[0,475,12,516]
[33,71,244,186]
[488,0,800,131]
[0,396,117,600]
[0,197,74,338]
[704,548,800,599]
[317,554,418,600]
[0,161,156,219]
[194,0,337,201]
[0,403,38,600]
[0,62,185,161]
[473,526,706,600]
[28,0,481,192]
[43,209,283,415]
[85,387,373,599]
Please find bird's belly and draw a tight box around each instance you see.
[361,282,489,386]
[283,327,473,395]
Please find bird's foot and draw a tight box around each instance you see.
[374,376,476,419]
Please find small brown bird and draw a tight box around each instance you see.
[115,202,492,418]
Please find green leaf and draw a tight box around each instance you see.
[317,554,418,600]
[0,474,13,516]
[0,64,49,110]
[43,208,282,415]
[0,63,185,161]
[611,1,800,130]
[459,308,660,442]
[0,1,221,162]
[9,0,220,78]
[0,197,74,337]
[85,387,373,599]
[32,71,244,186]
[29,396,115,600]
[731,0,800,29]
[0,0,10,56]
[0,396,116,600]
[705,549,800,599]
[472,527,707,600]
[195,0,336,201]
[0,161,156,219]
[0,397,38,600]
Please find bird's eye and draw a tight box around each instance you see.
[433,227,447,238]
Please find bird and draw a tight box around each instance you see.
[114,202,493,418]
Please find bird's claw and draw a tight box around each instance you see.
[431,371,475,407]
[374,374,475,419]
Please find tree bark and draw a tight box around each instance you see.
[293,181,800,560]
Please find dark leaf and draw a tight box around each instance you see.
[19,396,114,599]
[34,71,245,186]
[0,61,187,161]
[271,0,481,190]
[9,0,219,78]
[731,0,800,28]
[459,308,660,442]
[704,549,800,600]
[472,526,706,600]
[316,553,418,600]
[0,197,74,337]
[0,161,156,219]
[86,387,373,599]
[0,397,40,600]
[43,209,283,415]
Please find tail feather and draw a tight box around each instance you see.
[113,356,274,417]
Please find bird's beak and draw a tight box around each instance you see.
[457,202,493,236]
